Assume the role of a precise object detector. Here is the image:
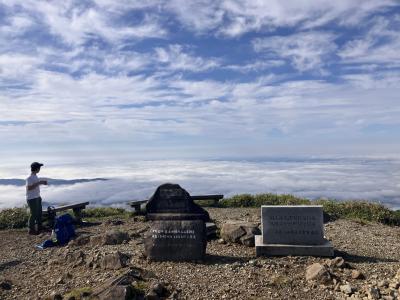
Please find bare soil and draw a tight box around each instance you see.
[1,207,400,300]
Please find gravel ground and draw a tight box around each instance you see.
[1,207,400,300]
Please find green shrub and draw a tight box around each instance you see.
[81,207,133,218]
[220,193,400,226]
[0,207,29,229]
[220,193,310,207]
[315,199,400,225]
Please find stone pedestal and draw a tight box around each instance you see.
[255,205,334,257]
[144,220,206,261]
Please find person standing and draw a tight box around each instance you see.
[26,162,47,234]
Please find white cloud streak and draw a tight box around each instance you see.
[253,31,337,72]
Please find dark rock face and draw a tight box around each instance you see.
[144,220,206,261]
[101,252,128,270]
[145,183,210,222]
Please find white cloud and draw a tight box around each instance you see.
[1,0,167,46]
[339,16,400,65]
[166,0,224,33]
[1,159,399,209]
[224,60,285,73]
[154,45,220,72]
[253,31,337,72]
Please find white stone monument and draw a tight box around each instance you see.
[255,205,334,257]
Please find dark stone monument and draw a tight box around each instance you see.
[144,183,209,261]
[146,183,210,221]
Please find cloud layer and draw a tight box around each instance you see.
[1,159,399,210]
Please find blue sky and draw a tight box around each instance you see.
[1,0,400,163]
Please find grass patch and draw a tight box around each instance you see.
[0,207,29,230]
[63,287,92,300]
[219,193,400,226]
[81,207,134,219]
[219,193,311,207]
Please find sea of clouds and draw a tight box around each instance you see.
[1,158,399,210]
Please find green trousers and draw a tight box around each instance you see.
[27,197,42,230]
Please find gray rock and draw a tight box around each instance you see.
[396,268,400,279]
[90,231,130,247]
[66,250,85,266]
[378,280,389,288]
[0,279,12,290]
[69,235,90,247]
[340,284,354,295]
[329,257,346,268]
[305,263,331,283]
[351,270,364,279]
[99,285,133,300]
[220,221,261,246]
[103,230,130,245]
[50,292,63,300]
[89,235,104,247]
[101,252,128,270]
[150,282,168,297]
[366,287,380,300]
[240,233,256,247]
[145,290,160,300]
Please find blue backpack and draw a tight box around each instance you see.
[54,214,76,245]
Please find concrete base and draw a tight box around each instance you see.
[255,235,334,257]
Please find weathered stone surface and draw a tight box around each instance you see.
[90,230,130,246]
[65,250,85,267]
[90,235,104,246]
[378,280,389,288]
[305,263,331,283]
[221,223,246,243]
[220,221,260,247]
[99,285,133,300]
[340,284,354,295]
[145,183,210,221]
[69,235,90,247]
[329,256,346,268]
[396,268,400,279]
[149,282,168,298]
[351,270,364,279]
[101,252,128,270]
[0,279,12,290]
[144,220,206,261]
[145,290,160,300]
[103,230,130,245]
[50,292,63,300]
[366,287,380,299]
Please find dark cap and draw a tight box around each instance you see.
[31,162,44,170]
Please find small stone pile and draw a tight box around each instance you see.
[220,221,261,247]
[305,257,400,299]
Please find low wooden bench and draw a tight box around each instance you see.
[42,201,90,227]
[128,194,224,212]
